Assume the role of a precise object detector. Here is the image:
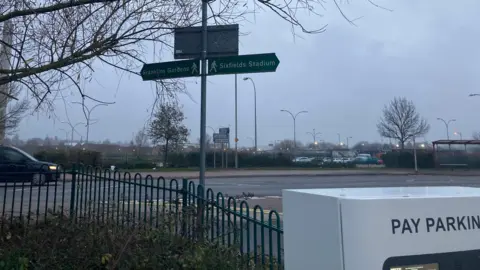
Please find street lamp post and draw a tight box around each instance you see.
[243,77,257,151]
[247,136,255,149]
[207,126,216,169]
[59,128,69,148]
[280,109,308,150]
[306,129,321,147]
[73,102,113,144]
[436,118,456,139]
[454,131,467,151]
[61,121,85,146]
[346,136,353,149]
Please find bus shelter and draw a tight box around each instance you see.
[432,140,480,169]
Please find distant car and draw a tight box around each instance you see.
[322,157,333,163]
[332,158,343,163]
[0,145,60,185]
[293,157,314,163]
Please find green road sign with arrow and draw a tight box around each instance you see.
[141,59,200,81]
[207,53,280,75]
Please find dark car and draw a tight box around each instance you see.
[0,145,60,185]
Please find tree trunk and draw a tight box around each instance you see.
[164,140,169,167]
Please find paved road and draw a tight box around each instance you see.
[1,174,479,215]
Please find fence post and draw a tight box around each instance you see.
[69,164,77,220]
[181,179,188,234]
[196,184,205,239]
[182,178,188,207]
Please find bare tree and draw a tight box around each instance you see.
[0,0,390,113]
[0,82,29,138]
[197,133,212,150]
[473,132,480,140]
[148,103,189,165]
[0,0,345,110]
[377,97,430,150]
[134,127,149,148]
[274,139,302,151]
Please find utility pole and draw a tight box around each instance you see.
[280,109,308,151]
[243,77,257,152]
[306,129,321,146]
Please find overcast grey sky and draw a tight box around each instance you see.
[17,0,480,146]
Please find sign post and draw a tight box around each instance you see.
[199,0,208,188]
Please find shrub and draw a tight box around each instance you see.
[0,215,281,269]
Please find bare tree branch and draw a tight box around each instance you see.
[0,0,386,111]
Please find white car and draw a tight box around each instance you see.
[332,158,343,163]
[293,157,314,163]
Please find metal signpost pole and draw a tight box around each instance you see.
[199,0,208,187]
[413,136,418,173]
[221,143,224,168]
[235,74,238,169]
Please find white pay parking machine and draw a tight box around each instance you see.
[283,187,480,270]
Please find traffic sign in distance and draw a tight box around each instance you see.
[213,133,229,144]
[141,59,200,81]
[208,53,280,76]
[219,127,230,135]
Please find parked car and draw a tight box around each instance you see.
[354,154,383,165]
[0,145,60,185]
[292,157,314,163]
[342,157,354,163]
[332,158,343,163]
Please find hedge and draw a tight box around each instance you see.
[34,149,102,168]
[381,151,434,168]
[33,150,358,169]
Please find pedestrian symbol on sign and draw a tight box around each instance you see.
[191,62,198,75]
[209,61,217,73]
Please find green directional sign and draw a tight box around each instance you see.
[140,59,200,81]
[207,53,280,75]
